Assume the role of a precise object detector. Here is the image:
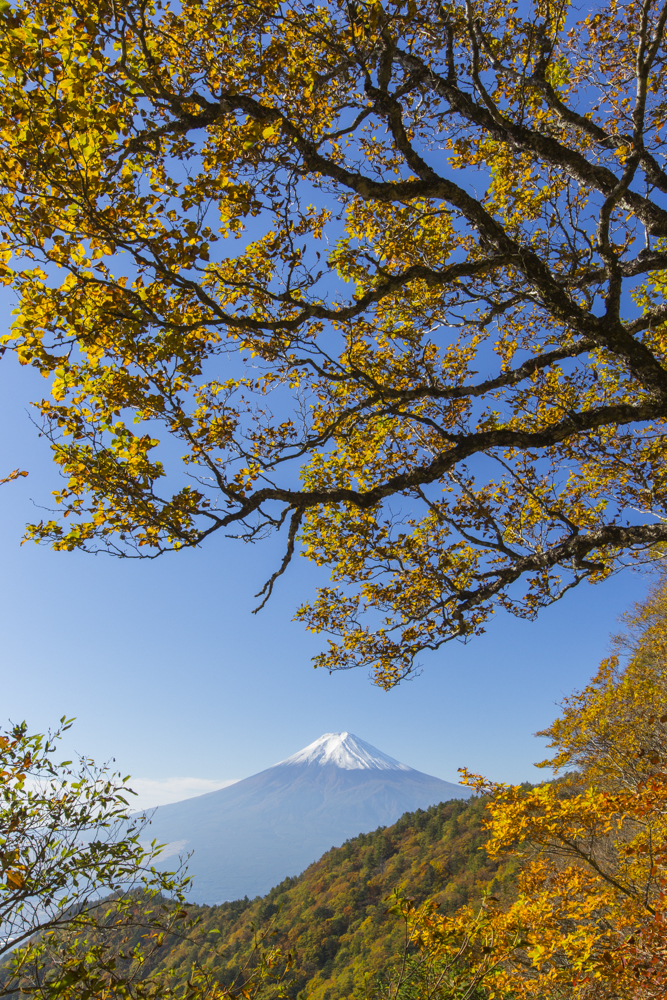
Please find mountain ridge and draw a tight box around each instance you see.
[143,733,471,903]
[127,796,514,1000]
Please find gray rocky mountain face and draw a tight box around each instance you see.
[141,733,472,903]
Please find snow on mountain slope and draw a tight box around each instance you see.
[142,733,471,904]
[275,732,413,771]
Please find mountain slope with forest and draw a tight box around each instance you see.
[143,733,470,903]
[144,795,518,1000]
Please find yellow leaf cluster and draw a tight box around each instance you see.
[1,0,667,682]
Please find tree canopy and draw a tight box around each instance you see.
[0,720,292,1000]
[2,0,667,684]
[374,575,667,999]
[0,718,179,961]
[0,718,189,999]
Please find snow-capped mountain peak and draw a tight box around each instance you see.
[145,731,471,902]
[274,732,414,771]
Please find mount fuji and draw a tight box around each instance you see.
[141,733,471,904]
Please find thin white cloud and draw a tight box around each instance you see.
[127,777,239,810]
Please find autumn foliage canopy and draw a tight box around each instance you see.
[380,576,667,999]
[1,0,667,684]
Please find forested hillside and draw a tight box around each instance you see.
[137,732,471,904]
[143,795,518,1000]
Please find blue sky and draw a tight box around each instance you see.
[0,349,651,807]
